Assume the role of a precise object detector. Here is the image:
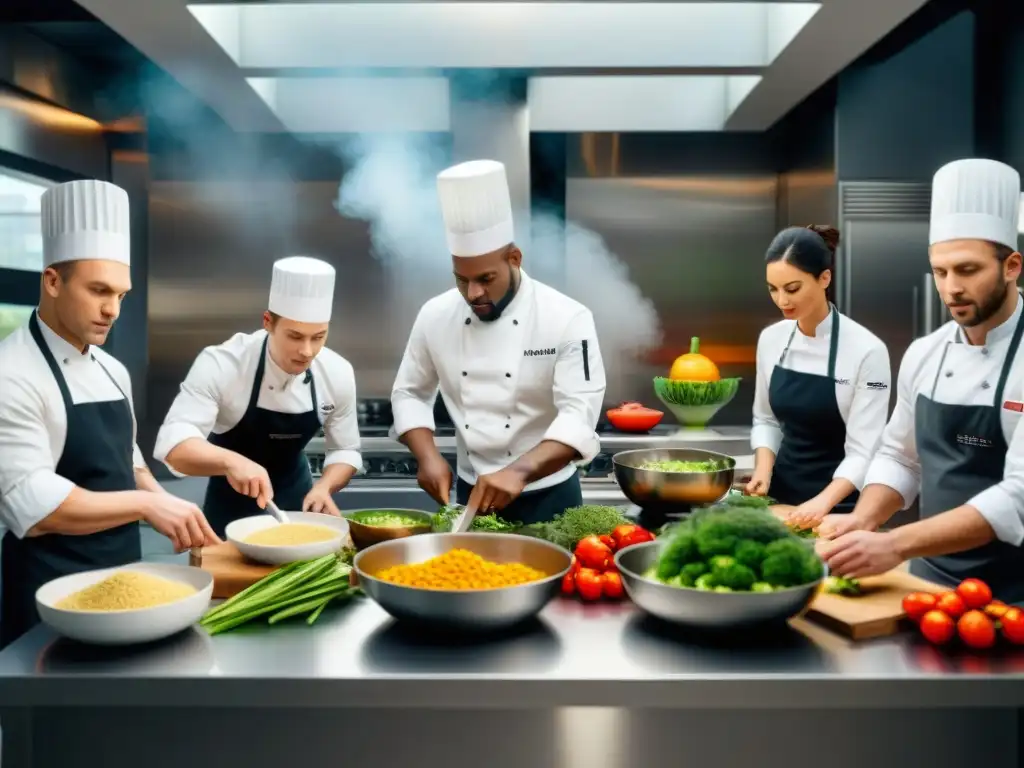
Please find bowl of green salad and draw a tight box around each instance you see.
[344,509,433,550]
[612,448,735,511]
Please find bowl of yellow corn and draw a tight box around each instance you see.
[353,533,572,631]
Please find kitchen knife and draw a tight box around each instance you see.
[265,499,289,524]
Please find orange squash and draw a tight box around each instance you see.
[669,337,720,382]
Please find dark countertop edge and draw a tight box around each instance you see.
[4,677,1024,709]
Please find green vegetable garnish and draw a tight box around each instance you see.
[824,575,863,596]
[638,459,731,473]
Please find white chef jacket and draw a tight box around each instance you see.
[390,269,606,492]
[863,296,1024,546]
[751,309,891,489]
[0,312,147,539]
[153,330,363,476]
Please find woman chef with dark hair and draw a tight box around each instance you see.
[745,224,892,530]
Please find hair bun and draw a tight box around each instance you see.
[806,224,840,255]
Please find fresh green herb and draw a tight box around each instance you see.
[199,552,359,635]
[431,505,462,532]
[349,510,427,528]
[430,506,520,533]
[824,575,863,596]
[530,505,629,550]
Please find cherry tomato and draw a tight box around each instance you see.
[985,601,1009,620]
[935,591,967,620]
[575,568,604,601]
[956,578,993,610]
[599,534,616,551]
[574,536,613,570]
[602,571,625,599]
[902,592,937,622]
[1000,607,1024,645]
[957,610,997,650]
[919,609,956,645]
[560,571,576,596]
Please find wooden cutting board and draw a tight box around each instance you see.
[190,543,277,598]
[803,570,947,640]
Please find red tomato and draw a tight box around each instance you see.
[957,610,997,649]
[1000,607,1024,645]
[956,578,993,610]
[935,591,967,619]
[569,555,581,576]
[560,571,576,596]
[919,610,956,645]
[985,601,1009,620]
[574,536,613,570]
[902,592,937,622]
[599,534,616,551]
[602,572,625,599]
[575,568,604,601]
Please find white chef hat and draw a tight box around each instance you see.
[930,158,1021,251]
[267,256,336,324]
[41,180,130,267]
[436,159,514,257]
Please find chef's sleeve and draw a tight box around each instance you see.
[965,419,1024,546]
[834,343,892,488]
[543,309,606,464]
[861,347,921,509]
[0,376,75,539]
[751,328,783,454]
[391,306,440,436]
[152,348,231,477]
[322,358,363,472]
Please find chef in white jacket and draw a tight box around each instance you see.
[390,159,607,523]
[819,158,1024,603]
[154,256,362,537]
[0,180,219,648]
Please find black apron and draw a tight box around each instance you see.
[0,314,141,649]
[767,306,858,512]
[910,307,1024,603]
[202,336,322,538]
[456,471,583,526]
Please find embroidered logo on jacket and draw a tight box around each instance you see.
[865,381,888,391]
[320,403,335,413]
[524,348,557,357]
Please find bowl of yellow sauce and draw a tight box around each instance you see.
[226,511,349,565]
[36,563,214,645]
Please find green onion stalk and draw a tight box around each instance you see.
[199,552,359,635]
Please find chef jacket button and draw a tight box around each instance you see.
[62,358,69,365]
[462,371,467,376]
[982,347,990,356]
[269,385,275,390]
[513,319,519,326]
[505,423,510,429]
[464,424,469,429]
[982,381,991,390]
[945,371,953,378]
[505,372,511,378]
[464,318,471,326]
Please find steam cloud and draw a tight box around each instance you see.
[333,92,663,401]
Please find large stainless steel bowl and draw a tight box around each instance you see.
[353,533,572,631]
[612,447,735,510]
[615,540,823,630]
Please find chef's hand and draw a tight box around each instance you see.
[417,454,453,506]
[225,455,274,508]
[745,468,771,496]
[302,484,341,516]
[816,530,902,578]
[816,511,875,540]
[142,494,221,552]
[787,497,832,531]
[468,468,527,513]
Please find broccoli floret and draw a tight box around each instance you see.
[734,540,767,569]
[824,575,863,596]
[694,573,716,591]
[654,525,700,580]
[709,555,735,570]
[680,562,708,581]
[693,507,792,558]
[714,586,733,593]
[667,574,689,588]
[710,561,757,591]
[760,538,823,588]
[751,581,774,593]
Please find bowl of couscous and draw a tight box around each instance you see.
[353,533,572,631]
[36,562,213,645]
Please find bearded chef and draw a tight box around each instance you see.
[153,256,362,537]
[390,159,607,523]
[0,180,220,648]
[818,158,1024,602]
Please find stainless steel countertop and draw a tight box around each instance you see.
[1,596,1023,710]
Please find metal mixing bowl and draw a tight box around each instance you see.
[612,447,735,510]
[353,533,572,631]
[615,540,823,630]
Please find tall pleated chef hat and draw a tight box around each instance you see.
[268,256,336,324]
[41,180,130,267]
[930,158,1021,251]
[436,159,514,257]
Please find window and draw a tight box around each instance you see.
[0,302,33,342]
[0,170,52,272]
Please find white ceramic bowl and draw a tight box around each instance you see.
[36,562,214,646]
[226,511,349,565]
